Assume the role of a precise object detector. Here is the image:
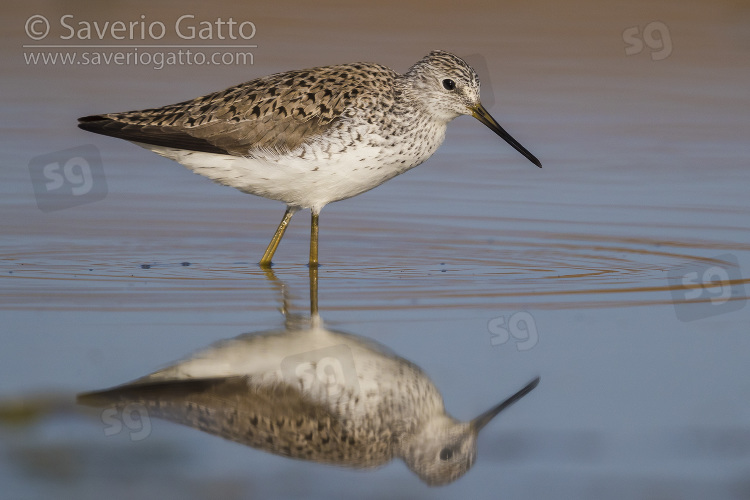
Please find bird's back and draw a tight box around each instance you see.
[76,326,445,468]
[78,376,397,468]
[78,62,401,157]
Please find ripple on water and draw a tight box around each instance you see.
[3,222,748,313]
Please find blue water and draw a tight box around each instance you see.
[2,1,750,498]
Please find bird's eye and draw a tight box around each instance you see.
[439,448,454,461]
[442,79,456,91]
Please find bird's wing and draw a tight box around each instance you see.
[78,63,397,156]
[77,376,389,467]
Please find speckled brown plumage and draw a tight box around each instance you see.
[77,50,541,266]
[79,377,398,467]
[79,63,399,156]
[77,323,540,486]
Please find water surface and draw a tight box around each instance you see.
[2,1,750,498]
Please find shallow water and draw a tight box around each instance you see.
[2,0,750,498]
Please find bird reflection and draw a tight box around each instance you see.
[78,268,538,486]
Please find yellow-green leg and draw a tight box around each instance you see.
[309,264,318,317]
[309,211,320,268]
[260,206,297,267]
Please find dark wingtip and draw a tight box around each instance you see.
[76,387,120,408]
[78,114,106,123]
[76,378,229,408]
[76,391,102,407]
[77,114,111,132]
[76,114,231,155]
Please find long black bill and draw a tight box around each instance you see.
[470,104,542,168]
[471,376,540,433]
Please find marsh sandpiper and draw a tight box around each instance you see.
[78,271,540,486]
[79,50,541,267]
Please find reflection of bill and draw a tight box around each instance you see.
[283,345,359,398]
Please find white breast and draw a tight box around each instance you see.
[133,112,446,212]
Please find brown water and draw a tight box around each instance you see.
[2,0,750,498]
